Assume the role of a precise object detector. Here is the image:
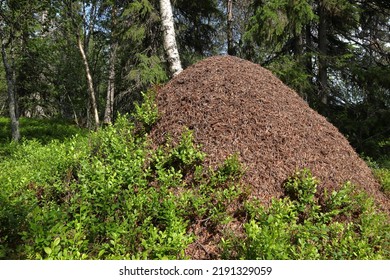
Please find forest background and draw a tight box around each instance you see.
[0,0,388,159]
[0,0,389,260]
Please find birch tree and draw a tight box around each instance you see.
[159,0,182,77]
[65,0,100,129]
[77,32,100,128]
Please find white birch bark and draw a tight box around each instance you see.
[77,35,100,129]
[159,0,183,77]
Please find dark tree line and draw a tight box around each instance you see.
[0,0,389,157]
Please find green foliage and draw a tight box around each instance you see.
[208,153,245,187]
[328,99,390,158]
[246,0,315,51]
[0,112,244,259]
[0,133,90,258]
[267,55,313,97]
[222,170,389,260]
[174,0,222,66]
[371,164,390,197]
[0,116,194,259]
[283,169,318,207]
[133,89,159,130]
[0,117,86,159]
[170,129,206,167]
[127,54,168,88]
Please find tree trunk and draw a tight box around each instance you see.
[103,42,117,125]
[1,42,20,142]
[103,4,118,125]
[159,0,183,77]
[77,35,100,129]
[293,32,303,58]
[318,1,328,105]
[227,0,236,55]
[305,24,313,76]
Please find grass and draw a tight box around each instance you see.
[0,117,86,160]
[0,116,85,143]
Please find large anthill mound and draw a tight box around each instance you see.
[150,55,389,214]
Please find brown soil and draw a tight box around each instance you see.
[149,55,390,258]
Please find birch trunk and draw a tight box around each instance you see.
[159,0,183,77]
[77,35,100,129]
[1,42,20,142]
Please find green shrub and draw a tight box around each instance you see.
[133,90,159,131]
[222,170,389,260]
[0,112,251,259]
[0,134,90,259]
[364,155,390,196]
[373,168,390,196]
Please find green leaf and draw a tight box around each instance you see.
[53,237,61,247]
[44,247,52,256]
[98,249,106,258]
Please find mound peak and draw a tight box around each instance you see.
[150,55,389,213]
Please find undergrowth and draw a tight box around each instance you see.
[0,92,389,260]
[222,170,389,259]
[0,117,86,159]
[365,155,390,197]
